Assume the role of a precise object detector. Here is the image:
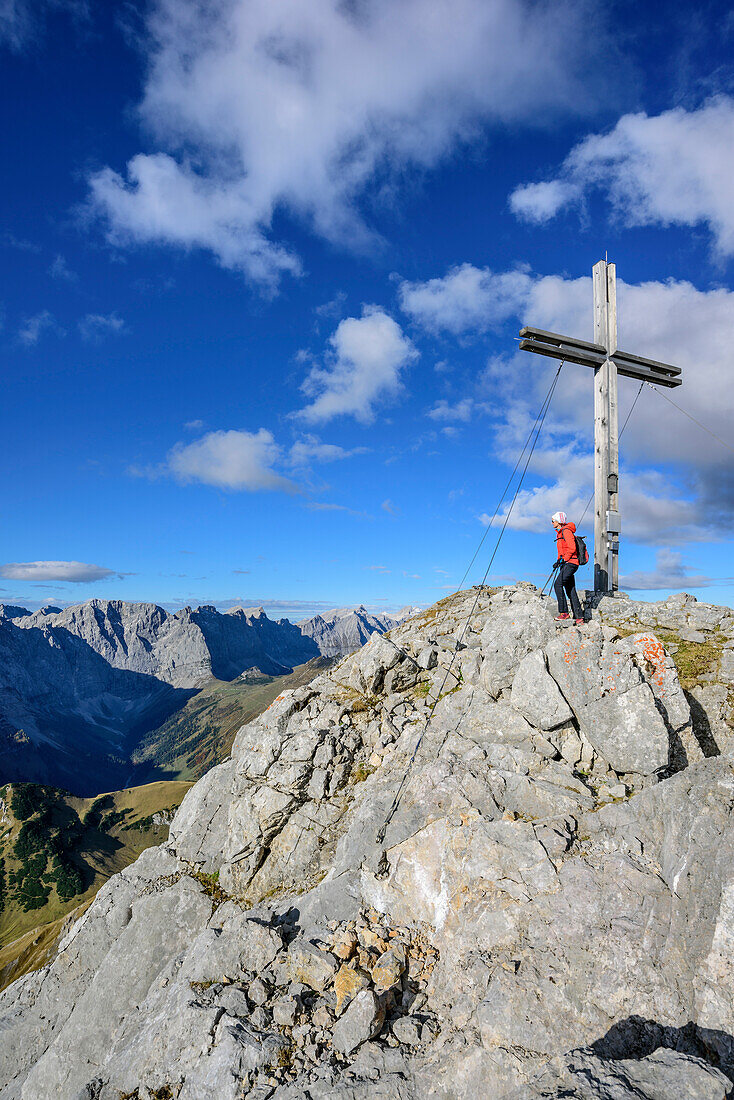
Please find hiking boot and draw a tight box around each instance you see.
[554,613,569,620]
[574,617,585,625]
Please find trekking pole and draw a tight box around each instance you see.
[541,562,560,598]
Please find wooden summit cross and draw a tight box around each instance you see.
[519,259,683,597]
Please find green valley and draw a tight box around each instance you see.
[133,657,334,782]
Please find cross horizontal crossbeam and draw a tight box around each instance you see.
[613,348,681,378]
[519,326,606,355]
[519,326,682,388]
[519,335,604,369]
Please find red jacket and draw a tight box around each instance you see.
[556,522,579,565]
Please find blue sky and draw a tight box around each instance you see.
[2,0,733,619]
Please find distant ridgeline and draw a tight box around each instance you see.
[0,600,400,795]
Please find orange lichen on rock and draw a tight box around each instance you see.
[639,635,667,694]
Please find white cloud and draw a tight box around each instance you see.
[480,459,712,546]
[298,308,417,424]
[49,254,77,282]
[78,312,126,340]
[1,232,40,252]
[427,397,474,422]
[289,435,366,467]
[18,310,61,345]
[87,0,606,287]
[90,155,303,292]
[382,499,399,516]
[620,549,730,591]
[508,179,579,223]
[163,428,298,492]
[509,96,734,256]
[315,292,347,321]
[400,264,535,335]
[0,561,117,583]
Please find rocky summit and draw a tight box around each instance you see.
[2,584,734,1099]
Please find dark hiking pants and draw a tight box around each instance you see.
[554,562,582,619]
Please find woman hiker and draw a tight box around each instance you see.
[551,511,584,624]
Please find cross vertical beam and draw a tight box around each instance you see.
[593,260,619,595]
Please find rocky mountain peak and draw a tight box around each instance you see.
[2,584,734,1098]
[396,604,423,622]
[0,605,31,620]
[298,605,398,657]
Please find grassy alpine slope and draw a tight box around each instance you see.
[0,779,192,990]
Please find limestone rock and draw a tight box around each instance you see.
[392,1015,422,1046]
[545,629,605,711]
[347,632,402,693]
[333,964,372,1014]
[511,649,574,730]
[480,600,556,697]
[625,632,691,733]
[272,995,298,1026]
[417,645,438,670]
[14,874,212,1099]
[370,946,406,992]
[246,977,271,1006]
[576,680,669,774]
[287,941,339,992]
[720,648,734,684]
[331,989,386,1055]
[332,933,358,960]
[511,1047,731,1099]
[181,909,281,984]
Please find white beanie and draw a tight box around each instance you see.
[551,511,567,523]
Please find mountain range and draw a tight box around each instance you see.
[0,599,405,794]
[297,605,399,656]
